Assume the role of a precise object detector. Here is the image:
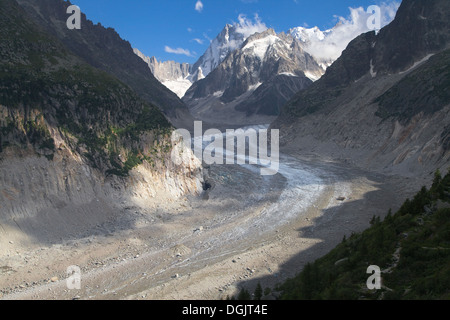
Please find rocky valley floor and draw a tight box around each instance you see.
[0,152,422,300]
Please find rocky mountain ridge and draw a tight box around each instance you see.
[133,50,193,98]
[16,0,194,129]
[134,23,251,100]
[182,28,324,125]
[274,0,450,177]
[190,23,247,80]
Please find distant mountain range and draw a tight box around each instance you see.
[135,23,253,99]
[183,28,322,124]
[136,23,339,99]
[134,14,392,124]
[135,24,338,125]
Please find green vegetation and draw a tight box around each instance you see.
[253,283,263,301]
[0,0,173,176]
[237,288,252,300]
[24,117,55,151]
[1,113,55,154]
[230,282,269,301]
[276,170,450,300]
[106,150,143,177]
[0,59,172,175]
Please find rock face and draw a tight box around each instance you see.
[183,29,323,125]
[190,24,247,81]
[135,23,332,120]
[372,0,450,75]
[134,23,251,101]
[145,56,192,81]
[274,0,450,177]
[0,0,203,245]
[133,50,193,99]
[134,23,253,100]
[16,0,194,129]
[234,74,313,116]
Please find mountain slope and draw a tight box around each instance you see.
[0,0,202,245]
[0,0,171,174]
[15,0,194,128]
[183,29,323,125]
[274,0,450,177]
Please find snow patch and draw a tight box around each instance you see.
[213,90,224,97]
[248,82,262,91]
[242,35,279,60]
[304,72,321,82]
[290,26,327,43]
[162,78,193,98]
[279,72,298,77]
[399,54,435,75]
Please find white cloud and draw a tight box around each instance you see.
[379,2,400,25]
[195,1,203,13]
[210,14,268,53]
[164,46,194,57]
[234,13,268,39]
[303,2,400,62]
[193,38,204,44]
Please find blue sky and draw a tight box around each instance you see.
[72,0,401,64]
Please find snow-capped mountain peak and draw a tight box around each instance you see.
[289,26,336,70]
[289,26,329,43]
[241,29,281,60]
[134,22,265,99]
[183,28,325,120]
[190,24,247,80]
